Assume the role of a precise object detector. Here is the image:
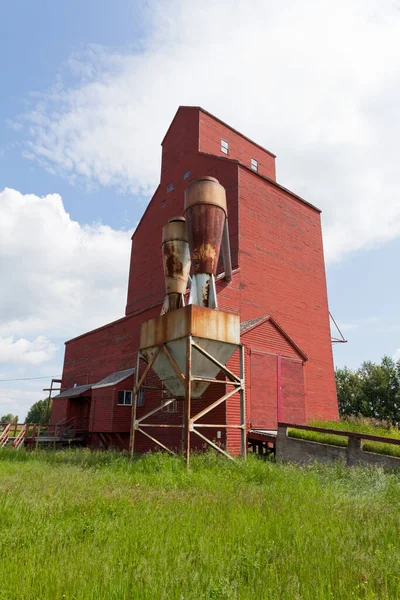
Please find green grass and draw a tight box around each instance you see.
[0,449,400,599]
[288,418,400,458]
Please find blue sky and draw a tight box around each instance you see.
[1,0,399,419]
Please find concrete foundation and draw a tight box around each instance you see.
[276,426,400,469]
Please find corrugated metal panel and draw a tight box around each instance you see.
[92,368,135,389]
[53,384,92,399]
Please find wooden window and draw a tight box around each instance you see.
[251,158,258,172]
[221,139,229,155]
[162,399,178,413]
[117,390,132,406]
[167,183,174,193]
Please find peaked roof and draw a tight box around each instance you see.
[162,106,276,157]
[240,314,308,361]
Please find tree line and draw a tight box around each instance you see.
[3,357,400,426]
[336,356,400,424]
[1,398,51,425]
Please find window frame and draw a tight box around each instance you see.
[117,390,132,406]
[221,139,229,155]
[251,158,258,172]
[162,399,178,413]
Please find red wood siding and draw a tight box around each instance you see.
[52,105,338,447]
[250,352,278,429]
[50,398,68,425]
[242,319,301,359]
[199,110,276,181]
[280,358,306,424]
[238,167,338,421]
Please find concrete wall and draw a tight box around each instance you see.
[276,426,400,469]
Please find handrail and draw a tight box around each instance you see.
[13,425,27,450]
[0,423,11,446]
[279,422,400,446]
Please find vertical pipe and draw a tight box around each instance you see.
[185,336,192,468]
[239,345,247,459]
[221,220,232,282]
[130,351,141,459]
[277,355,282,425]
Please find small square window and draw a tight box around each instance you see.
[167,183,174,193]
[184,170,190,180]
[251,158,258,172]
[221,139,229,155]
[117,390,132,406]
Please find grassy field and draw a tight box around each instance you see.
[288,418,400,457]
[0,449,399,599]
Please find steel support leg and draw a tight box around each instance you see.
[185,336,192,468]
[240,345,247,459]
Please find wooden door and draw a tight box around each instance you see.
[280,358,306,424]
[250,352,278,429]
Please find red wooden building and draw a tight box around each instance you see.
[51,106,338,453]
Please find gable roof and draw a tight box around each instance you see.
[162,106,276,158]
[240,314,308,361]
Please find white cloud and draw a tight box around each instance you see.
[0,187,133,339]
[0,386,47,420]
[0,336,56,365]
[19,0,400,263]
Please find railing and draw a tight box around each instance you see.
[277,422,400,468]
[0,423,11,447]
[13,425,27,450]
[279,422,400,446]
[0,417,90,449]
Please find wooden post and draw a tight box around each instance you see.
[129,352,141,459]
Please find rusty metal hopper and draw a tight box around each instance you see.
[161,216,191,313]
[184,177,227,309]
[139,305,240,398]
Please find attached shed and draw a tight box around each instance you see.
[90,368,135,433]
[241,315,307,430]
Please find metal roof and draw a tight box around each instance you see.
[240,315,270,332]
[53,384,92,399]
[92,368,135,389]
